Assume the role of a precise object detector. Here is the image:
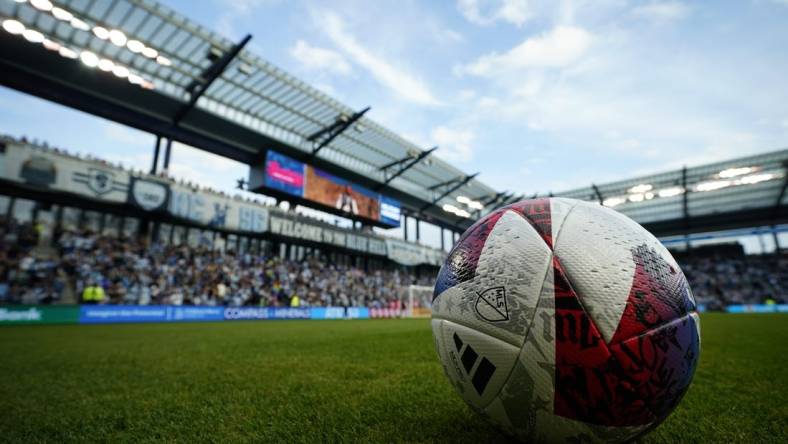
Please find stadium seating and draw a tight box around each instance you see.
[1,215,784,309]
[0,216,429,307]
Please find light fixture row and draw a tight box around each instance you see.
[17,0,172,67]
[2,18,155,90]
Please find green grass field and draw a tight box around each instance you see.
[0,313,786,443]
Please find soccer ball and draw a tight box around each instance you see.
[431,198,700,443]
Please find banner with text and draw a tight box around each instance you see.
[0,306,80,325]
[268,214,387,256]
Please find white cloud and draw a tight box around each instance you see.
[214,0,276,39]
[459,89,477,100]
[313,83,337,96]
[289,40,352,75]
[457,0,532,27]
[632,1,690,22]
[322,13,440,106]
[460,26,592,76]
[429,23,464,43]
[432,126,476,163]
[443,29,465,42]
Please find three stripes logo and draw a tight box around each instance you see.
[452,332,496,396]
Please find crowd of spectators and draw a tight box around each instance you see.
[1,215,786,309]
[0,217,429,307]
[682,255,787,308]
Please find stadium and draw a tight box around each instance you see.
[0,0,786,442]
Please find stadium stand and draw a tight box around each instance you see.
[0,216,428,308]
[3,214,785,309]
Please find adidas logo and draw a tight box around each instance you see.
[453,332,496,395]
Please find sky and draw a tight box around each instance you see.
[1,0,788,248]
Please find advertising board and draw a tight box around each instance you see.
[262,150,401,227]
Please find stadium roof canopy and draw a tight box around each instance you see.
[545,149,788,237]
[0,0,500,231]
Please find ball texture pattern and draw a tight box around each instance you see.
[431,198,700,443]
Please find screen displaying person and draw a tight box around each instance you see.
[336,185,359,215]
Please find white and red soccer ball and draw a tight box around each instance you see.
[432,198,700,443]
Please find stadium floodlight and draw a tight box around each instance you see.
[51,7,73,21]
[238,62,253,75]
[739,173,775,185]
[42,39,60,51]
[58,46,78,59]
[112,65,129,78]
[156,55,171,66]
[22,29,45,43]
[97,58,114,72]
[628,193,644,202]
[467,200,484,210]
[2,19,25,35]
[455,209,471,218]
[30,0,53,11]
[79,50,99,67]
[70,17,90,31]
[128,73,144,85]
[142,47,158,59]
[602,196,626,207]
[108,29,127,47]
[657,186,684,198]
[695,180,731,192]
[628,183,652,194]
[127,39,144,53]
[141,80,155,90]
[442,203,461,214]
[207,46,223,61]
[719,166,754,178]
[644,191,655,200]
[456,195,471,204]
[92,26,109,40]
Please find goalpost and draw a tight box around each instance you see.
[404,285,434,318]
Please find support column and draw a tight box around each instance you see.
[440,227,445,251]
[31,203,40,225]
[163,138,173,171]
[77,208,86,230]
[403,215,409,241]
[415,218,420,242]
[5,197,16,219]
[773,227,782,254]
[118,216,125,238]
[150,135,161,174]
[54,205,64,237]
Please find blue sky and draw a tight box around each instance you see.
[2,0,788,224]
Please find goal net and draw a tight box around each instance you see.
[405,285,434,318]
